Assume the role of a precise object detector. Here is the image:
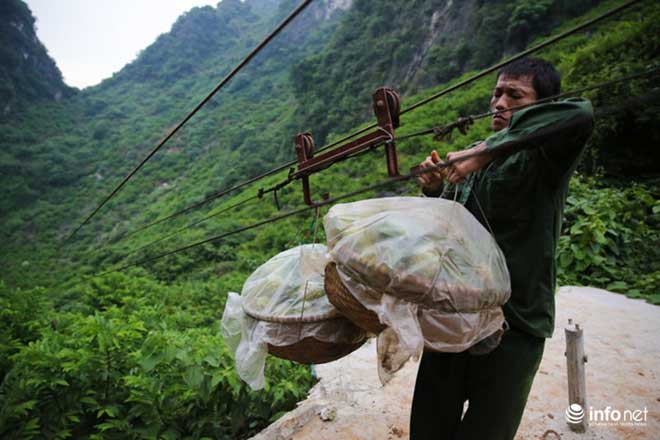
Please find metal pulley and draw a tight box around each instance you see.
[375,87,400,130]
[291,87,402,206]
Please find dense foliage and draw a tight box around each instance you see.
[0,275,314,439]
[557,177,659,302]
[0,0,658,438]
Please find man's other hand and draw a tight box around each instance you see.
[417,150,446,193]
[446,143,493,184]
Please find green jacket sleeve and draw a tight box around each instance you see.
[483,98,594,175]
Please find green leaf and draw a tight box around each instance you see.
[647,294,660,305]
[96,422,116,432]
[161,429,179,440]
[203,355,220,368]
[269,410,288,422]
[582,205,596,215]
[569,224,583,234]
[211,372,225,389]
[97,405,119,418]
[594,231,608,244]
[55,428,72,439]
[559,252,573,268]
[12,400,37,416]
[606,281,628,292]
[140,354,161,372]
[80,396,99,406]
[184,366,203,388]
[24,417,40,434]
[53,378,69,387]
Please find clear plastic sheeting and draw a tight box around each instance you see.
[221,244,365,390]
[324,197,511,383]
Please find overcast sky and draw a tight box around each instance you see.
[26,0,219,89]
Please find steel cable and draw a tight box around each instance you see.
[74,151,494,282]
[109,0,643,237]
[65,0,314,242]
[100,64,660,264]
[127,68,659,271]
[115,64,660,251]
[127,195,261,255]
[396,66,660,142]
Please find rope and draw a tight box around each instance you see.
[65,0,314,242]
[470,187,495,238]
[97,0,643,240]
[117,135,387,240]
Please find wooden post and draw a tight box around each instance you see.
[565,318,588,433]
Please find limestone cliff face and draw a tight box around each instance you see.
[0,0,74,115]
[288,0,604,142]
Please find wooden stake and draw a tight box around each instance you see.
[565,318,588,433]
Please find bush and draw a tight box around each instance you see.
[557,176,660,303]
[0,274,314,440]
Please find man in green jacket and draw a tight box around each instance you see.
[411,57,594,439]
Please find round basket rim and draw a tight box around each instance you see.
[242,304,341,323]
[325,262,387,334]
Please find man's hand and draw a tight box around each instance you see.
[446,142,493,184]
[417,150,446,193]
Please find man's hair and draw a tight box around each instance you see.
[497,58,561,100]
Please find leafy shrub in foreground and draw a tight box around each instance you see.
[0,275,314,440]
[557,176,660,303]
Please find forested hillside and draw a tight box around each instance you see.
[1,0,658,438]
[290,0,605,140]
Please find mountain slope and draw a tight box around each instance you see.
[0,0,347,222]
[289,0,604,142]
[0,0,657,287]
[0,0,658,438]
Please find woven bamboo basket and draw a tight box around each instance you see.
[268,335,364,364]
[325,262,505,355]
[243,303,366,364]
[324,262,386,335]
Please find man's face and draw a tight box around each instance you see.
[490,74,538,131]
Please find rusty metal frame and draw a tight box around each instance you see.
[291,87,401,205]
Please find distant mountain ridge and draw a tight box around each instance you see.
[0,0,75,115]
[0,0,348,215]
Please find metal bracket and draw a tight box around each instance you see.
[294,132,316,206]
[291,87,401,205]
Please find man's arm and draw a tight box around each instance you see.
[446,98,594,183]
[483,97,594,163]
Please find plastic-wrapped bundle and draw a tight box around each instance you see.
[221,244,366,390]
[323,197,510,382]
